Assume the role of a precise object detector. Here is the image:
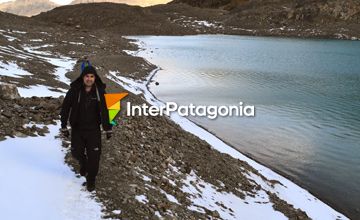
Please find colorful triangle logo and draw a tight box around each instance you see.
[105,93,128,125]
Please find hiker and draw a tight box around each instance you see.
[60,64,112,192]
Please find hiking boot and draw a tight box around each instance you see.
[80,165,87,177]
[86,181,95,192]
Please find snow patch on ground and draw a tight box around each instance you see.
[107,70,144,95]
[69,41,84,45]
[0,30,18,41]
[13,30,27,34]
[154,211,162,218]
[181,170,287,220]
[0,42,76,97]
[169,17,222,30]
[0,123,108,220]
[22,45,76,85]
[159,188,180,205]
[30,39,43,42]
[193,20,217,28]
[112,210,121,215]
[30,44,55,49]
[0,45,33,59]
[142,175,151,182]
[0,60,32,78]
[135,195,149,204]
[1,43,76,85]
[18,85,65,98]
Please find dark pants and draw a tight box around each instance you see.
[71,128,102,182]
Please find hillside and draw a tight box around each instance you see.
[170,0,360,39]
[33,2,225,35]
[170,0,360,23]
[32,1,360,39]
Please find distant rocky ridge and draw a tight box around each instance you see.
[0,0,58,17]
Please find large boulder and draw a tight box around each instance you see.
[0,83,20,99]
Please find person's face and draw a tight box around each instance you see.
[83,73,95,87]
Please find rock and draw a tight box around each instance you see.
[287,10,295,19]
[1,110,12,118]
[47,104,58,111]
[42,126,49,133]
[32,114,42,122]
[0,83,20,99]
[14,131,28,138]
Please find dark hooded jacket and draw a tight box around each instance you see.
[60,66,112,131]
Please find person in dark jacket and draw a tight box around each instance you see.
[60,65,112,192]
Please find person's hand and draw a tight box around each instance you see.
[105,130,112,140]
[61,128,70,138]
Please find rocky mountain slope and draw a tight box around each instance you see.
[171,0,360,25]
[1,0,359,39]
[33,3,218,35]
[32,1,360,39]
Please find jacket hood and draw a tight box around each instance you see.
[70,65,106,90]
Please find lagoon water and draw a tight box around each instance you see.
[129,35,360,218]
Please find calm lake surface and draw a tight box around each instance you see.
[128,35,360,218]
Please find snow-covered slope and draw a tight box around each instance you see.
[0,123,109,220]
[0,28,76,97]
